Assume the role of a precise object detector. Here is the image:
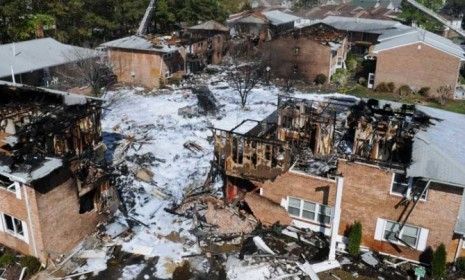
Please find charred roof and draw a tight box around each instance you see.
[278,23,347,44]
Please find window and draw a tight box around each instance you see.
[0,175,21,199]
[390,174,428,200]
[391,173,409,195]
[286,197,332,225]
[375,218,428,251]
[293,47,300,55]
[383,221,419,247]
[1,213,27,242]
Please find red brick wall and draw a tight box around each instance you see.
[374,43,461,94]
[255,161,463,262]
[261,170,337,207]
[0,186,32,256]
[35,177,102,261]
[338,160,462,262]
[265,37,333,83]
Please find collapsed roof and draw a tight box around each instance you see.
[0,81,103,184]
[100,35,180,53]
[215,94,465,188]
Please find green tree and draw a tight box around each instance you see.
[431,243,447,279]
[348,221,362,256]
[154,0,176,32]
[399,0,444,32]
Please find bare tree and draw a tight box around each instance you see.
[433,85,454,105]
[227,41,266,108]
[54,49,116,96]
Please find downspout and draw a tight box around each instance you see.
[23,184,39,258]
[329,176,344,261]
[454,237,463,262]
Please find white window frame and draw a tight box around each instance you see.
[389,173,428,201]
[0,213,29,243]
[0,180,21,200]
[286,196,332,226]
[374,218,428,251]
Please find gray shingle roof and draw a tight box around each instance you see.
[407,106,465,187]
[262,10,301,25]
[373,28,465,59]
[322,15,406,33]
[0,38,96,78]
[188,20,229,32]
[100,35,179,53]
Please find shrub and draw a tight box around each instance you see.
[375,82,389,92]
[418,87,431,96]
[358,77,367,86]
[348,221,362,256]
[314,74,327,85]
[346,56,358,72]
[386,82,395,93]
[331,69,348,86]
[0,252,16,267]
[456,256,465,273]
[431,243,447,279]
[398,85,413,96]
[20,256,41,274]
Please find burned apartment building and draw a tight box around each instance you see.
[265,23,349,83]
[227,9,301,45]
[0,82,118,264]
[100,35,185,89]
[100,21,230,88]
[213,95,465,263]
[184,21,230,73]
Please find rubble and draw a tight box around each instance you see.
[361,251,379,267]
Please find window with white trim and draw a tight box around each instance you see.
[384,221,419,247]
[287,197,332,225]
[1,213,28,242]
[0,175,21,199]
[390,173,428,200]
[374,218,428,251]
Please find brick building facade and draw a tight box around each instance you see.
[215,95,465,263]
[265,23,348,83]
[0,82,118,264]
[373,42,463,94]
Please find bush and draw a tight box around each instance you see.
[398,85,413,96]
[431,243,447,279]
[0,252,16,267]
[331,69,348,86]
[346,56,358,72]
[20,256,41,274]
[348,221,362,256]
[456,256,465,273]
[314,74,327,85]
[386,82,395,93]
[375,82,389,92]
[418,87,431,96]
[358,77,367,86]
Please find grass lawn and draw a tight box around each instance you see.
[340,85,465,115]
